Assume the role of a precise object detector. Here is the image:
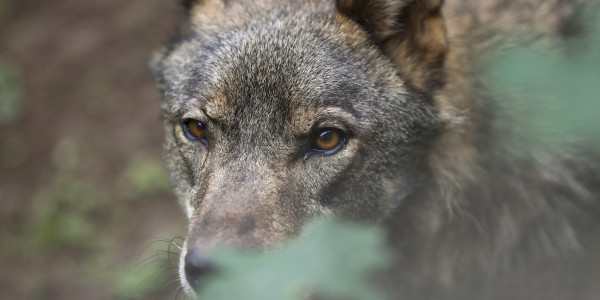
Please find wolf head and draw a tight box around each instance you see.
[152,0,446,295]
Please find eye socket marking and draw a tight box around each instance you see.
[312,128,346,154]
[182,119,207,140]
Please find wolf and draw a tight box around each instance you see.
[151,0,600,299]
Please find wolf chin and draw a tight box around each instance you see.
[151,0,600,299]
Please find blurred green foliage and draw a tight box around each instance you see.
[198,219,390,300]
[0,58,24,124]
[117,154,172,200]
[31,175,99,251]
[21,153,177,299]
[488,11,600,147]
[114,253,171,300]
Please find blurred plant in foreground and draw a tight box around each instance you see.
[198,219,390,300]
[487,10,600,149]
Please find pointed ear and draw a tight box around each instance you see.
[337,0,448,91]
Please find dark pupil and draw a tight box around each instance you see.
[319,131,333,143]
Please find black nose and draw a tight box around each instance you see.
[184,248,215,289]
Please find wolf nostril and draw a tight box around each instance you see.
[184,248,215,289]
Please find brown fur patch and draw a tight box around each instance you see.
[190,0,227,25]
[204,93,230,120]
[333,11,374,49]
[336,0,448,91]
[291,107,316,136]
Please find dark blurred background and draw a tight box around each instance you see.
[0,1,187,299]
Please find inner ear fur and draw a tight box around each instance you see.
[337,0,448,92]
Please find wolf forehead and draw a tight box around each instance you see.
[152,5,414,123]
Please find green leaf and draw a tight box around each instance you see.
[197,219,391,300]
[486,10,600,148]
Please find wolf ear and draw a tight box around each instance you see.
[337,0,447,91]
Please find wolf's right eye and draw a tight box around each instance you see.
[182,119,207,140]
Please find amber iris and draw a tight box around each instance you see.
[184,119,207,139]
[315,129,341,151]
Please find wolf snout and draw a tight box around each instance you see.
[184,247,216,289]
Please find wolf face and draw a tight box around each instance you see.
[152,0,444,295]
[152,0,600,298]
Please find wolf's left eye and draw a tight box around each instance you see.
[182,119,207,140]
[313,128,345,153]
